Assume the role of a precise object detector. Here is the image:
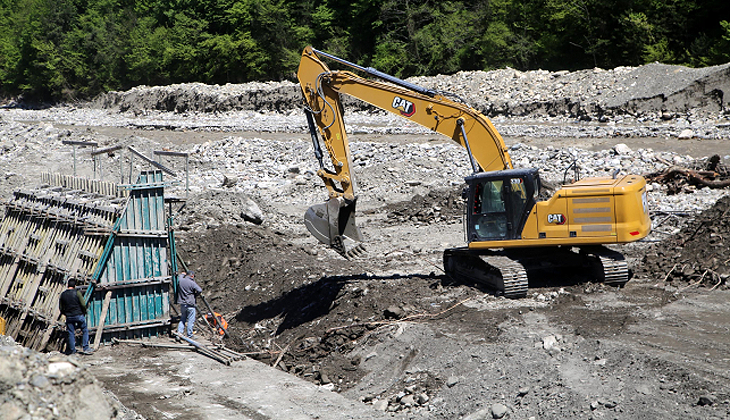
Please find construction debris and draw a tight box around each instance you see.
[639,194,730,289]
[112,334,245,366]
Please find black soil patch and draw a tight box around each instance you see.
[638,195,730,289]
[175,223,481,390]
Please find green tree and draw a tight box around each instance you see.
[0,0,22,94]
[2,0,730,101]
[9,0,79,99]
[708,20,730,64]
[60,1,131,98]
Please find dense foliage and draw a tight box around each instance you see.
[1,0,729,101]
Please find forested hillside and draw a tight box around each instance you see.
[1,0,729,101]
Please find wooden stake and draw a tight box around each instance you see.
[93,291,112,350]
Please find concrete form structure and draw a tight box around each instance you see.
[0,170,176,351]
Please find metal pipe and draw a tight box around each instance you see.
[153,150,190,198]
[171,331,231,365]
[92,145,124,183]
[63,140,98,177]
[128,147,177,176]
[457,119,480,174]
[120,150,124,184]
[91,145,124,156]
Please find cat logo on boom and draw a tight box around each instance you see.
[547,213,566,225]
[392,96,415,117]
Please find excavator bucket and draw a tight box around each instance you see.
[304,197,366,258]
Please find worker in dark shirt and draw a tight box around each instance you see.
[177,271,202,338]
[59,278,92,355]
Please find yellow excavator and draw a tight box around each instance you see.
[297,46,651,298]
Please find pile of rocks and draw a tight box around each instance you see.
[0,335,138,420]
[366,385,432,414]
[93,81,301,113]
[410,62,730,119]
[1,102,728,239]
[185,135,728,222]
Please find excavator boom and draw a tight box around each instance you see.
[298,46,513,200]
[298,46,513,257]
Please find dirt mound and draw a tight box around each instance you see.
[175,221,497,401]
[93,81,300,113]
[638,195,730,288]
[375,186,464,226]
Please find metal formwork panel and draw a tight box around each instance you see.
[86,170,171,339]
[0,177,122,350]
[86,282,169,331]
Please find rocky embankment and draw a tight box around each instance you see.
[92,62,730,122]
[0,335,138,420]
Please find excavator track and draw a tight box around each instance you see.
[444,246,631,298]
[584,246,630,287]
[483,255,530,298]
[443,249,528,298]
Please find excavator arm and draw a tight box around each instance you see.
[298,46,514,257]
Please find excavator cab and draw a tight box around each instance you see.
[464,169,539,243]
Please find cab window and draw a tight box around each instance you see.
[473,180,507,239]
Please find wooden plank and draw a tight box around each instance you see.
[93,290,113,350]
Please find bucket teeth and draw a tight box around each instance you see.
[332,235,367,259]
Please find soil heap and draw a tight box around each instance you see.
[639,194,730,288]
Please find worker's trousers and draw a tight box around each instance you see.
[178,303,196,338]
[66,314,90,354]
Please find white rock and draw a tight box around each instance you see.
[47,361,76,376]
[373,400,388,411]
[678,129,694,139]
[613,143,632,154]
[542,335,558,351]
[491,403,508,419]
